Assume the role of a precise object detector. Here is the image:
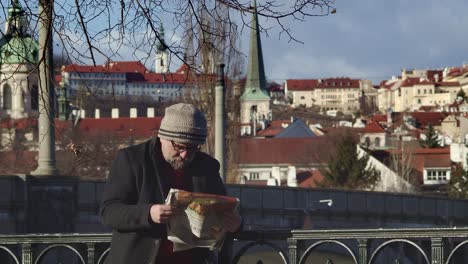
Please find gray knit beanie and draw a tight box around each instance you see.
[158,103,207,145]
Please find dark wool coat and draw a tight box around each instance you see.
[100,138,227,264]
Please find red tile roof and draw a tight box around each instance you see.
[298,170,324,188]
[372,114,388,123]
[447,66,468,77]
[63,61,147,74]
[63,60,198,85]
[316,78,360,89]
[256,120,291,137]
[407,112,448,128]
[67,117,162,138]
[238,137,333,165]
[286,79,318,91]
[435,81,460,87]
[286,78,360,91]
[361,120,386,133]
[401,77,432,87]
[423,155,451,168]
[1,117,162,140]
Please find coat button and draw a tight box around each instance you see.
[155,240,160,245]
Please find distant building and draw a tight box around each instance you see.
[377,68,462,112]
[237,137,331,187]
[369,147,452,187]
[284,78,362,113]
[61,61,194,101]
[359,119,388,149]
[0,1,39,119]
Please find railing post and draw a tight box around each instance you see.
[288,238,298,264]
[87,242,95,264]
[21,243,32,264]
[431,238,444,264]
[358,239,368,264]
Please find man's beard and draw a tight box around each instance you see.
[166,156,193,170]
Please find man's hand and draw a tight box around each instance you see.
[223,211,242,233]
[150,204,178,224]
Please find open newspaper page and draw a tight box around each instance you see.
[165,188,240,252]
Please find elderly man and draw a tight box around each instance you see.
[100,103,241,264]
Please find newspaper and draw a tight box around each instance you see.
[165,188,240,252]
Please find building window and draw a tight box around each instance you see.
[31,85,38,110]
[375,137,381,147]
[249,172,259,180]
[300,96,305,100]
[2,84,12,110]
[427,170,447,181]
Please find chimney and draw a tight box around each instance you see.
[271,166,280,181]
[80,109,85,119]
[267,178,278,186]
[111,108,119,119]
[95,109,100,119]
[130,108,137,118]
[287,166,298,187]
[387,110,392,125]
[147,107,155,118]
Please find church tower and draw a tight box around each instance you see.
[240,0,271,135]
[155,24,169,73]
[0,0,39,119]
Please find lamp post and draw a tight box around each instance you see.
[31,0,58,176]
[214,64,226,181]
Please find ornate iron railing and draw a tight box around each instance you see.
[0,228,467,264]
[288,227,468,264]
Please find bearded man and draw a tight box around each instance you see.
[100,103,241,264]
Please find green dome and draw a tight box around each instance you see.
[0,35,38,65]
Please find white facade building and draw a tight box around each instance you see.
[285,78,362,113]
[61,61,190,101]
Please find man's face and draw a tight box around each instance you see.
[160,138,200,170]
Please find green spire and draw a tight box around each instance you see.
[0,0,38,65]
[157,24,167,52]
[7,0,26,36]
[241,0,270,101]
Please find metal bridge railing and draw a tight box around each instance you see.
[0,228,467,264]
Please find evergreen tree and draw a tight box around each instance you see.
[456,88,466,102]
[319,132,380,189]
[421,123,440,148]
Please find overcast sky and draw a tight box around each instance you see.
[4,0,467,85]
[48,0,468,85]
[257,0,468,84]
